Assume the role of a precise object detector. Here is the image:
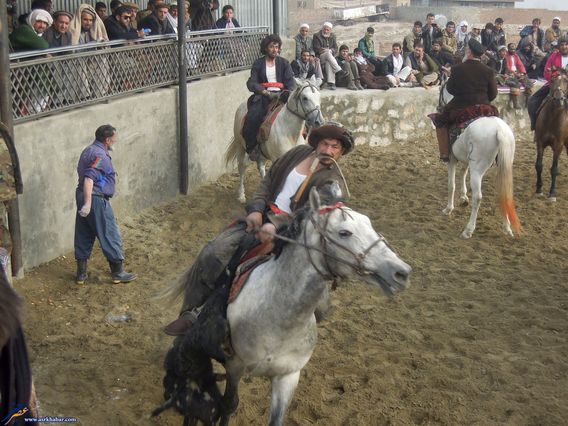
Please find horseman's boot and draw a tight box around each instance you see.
[76,260,88,284]
[109,261,136,284]
[436,128,450,163]
[164,307,201,336]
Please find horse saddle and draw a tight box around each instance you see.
[448,104,500,145]
[241,98,285,145]
[227,242,273,304]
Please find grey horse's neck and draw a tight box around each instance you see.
[266,233,328,321]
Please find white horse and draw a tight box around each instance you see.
[225,78,324,203]
[438,84,521,239]
[157,188,412,425]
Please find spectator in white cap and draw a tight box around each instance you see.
[9,8,51,51]
[294,23,312,59]
[544,17,562,52]
[457,20,468,54]
[312,22,344,90]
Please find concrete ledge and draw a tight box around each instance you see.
[319,85,535,147]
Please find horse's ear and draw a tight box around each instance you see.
[309,187,321,211]
[294,77,303,87]
[309,74,317,85]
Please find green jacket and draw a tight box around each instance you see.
[358,35,376,58]
[9,24,48,52]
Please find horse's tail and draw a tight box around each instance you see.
[495,121,521,233]
[153,267,192,305]
[224,136,244,167]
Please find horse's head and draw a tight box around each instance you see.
[304,188,412,296]
[550,68,568,105]
[288,78,325,128]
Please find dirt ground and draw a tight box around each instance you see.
[14,131,568,425]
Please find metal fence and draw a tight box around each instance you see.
[9,27,268,123]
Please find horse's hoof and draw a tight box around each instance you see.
[238,196,246,204]
[459,197,469,207]
[548,196,557,202]
[460,230,473,239]
[535,191,543,197]
[442,207,453,216]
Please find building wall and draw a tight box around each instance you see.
[14,71,250,269]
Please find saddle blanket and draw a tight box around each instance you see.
[228,241,273,304]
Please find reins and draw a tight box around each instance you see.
[285,82,321,121]
[258,205,387,284]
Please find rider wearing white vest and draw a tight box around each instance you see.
[164,123,355,336]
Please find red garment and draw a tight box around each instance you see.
[543,51,568,84]
[505,52,527,74]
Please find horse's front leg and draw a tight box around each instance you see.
[257,156,267,180]
[442,158,457,215]
[461,170,483,239]
[268,371,301,426]
[535,141,544,196]
[458,166,469,206]
[237,153,247,204]
[548,148,561,202]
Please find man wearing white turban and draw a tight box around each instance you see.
[9,9,51,51]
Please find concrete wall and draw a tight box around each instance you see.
[318,86,534,147]
[14,71,250,269]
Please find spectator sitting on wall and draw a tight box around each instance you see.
[95,2,108,21]
[9,9,50,52]
[538,41,557,78]
[518,18,545,58]
[312,22,344,90]
[357,26,382,75]
[421,13,443,54]
[336,45,363,90]
[544,17,561,52]
[70,4,109,44]
[517,38,540,80]
[430,39,454,80]
[215,4,240,29]
[403,20,423,55]
[294,23,313,59]
[381,43,414,87]
[43,11,73,48]
[354,47,395,90]
[495,44,533,109]
[105,5,144,41]
[468,23,482,45]
[138,2,175,36]
[292,49,323,87]
[404,42,439,87]
[441,21,457,55]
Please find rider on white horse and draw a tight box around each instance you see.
[243,34,296,161]
[164,123,355,336]
[429,38,499,162]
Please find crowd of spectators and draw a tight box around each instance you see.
[292,14,568,96]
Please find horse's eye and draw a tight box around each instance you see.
[339,230,352,238]
[303,96,308,101]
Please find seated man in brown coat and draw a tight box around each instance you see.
[429,38,498,162]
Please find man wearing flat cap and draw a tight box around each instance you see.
[43,11,73,48]
[164,122,355,336]
[429,38,498,162]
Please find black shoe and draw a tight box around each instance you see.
[440,156,450,163]
[76,260,88,284]
[109,261,136,284]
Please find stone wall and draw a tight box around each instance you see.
[318,86,535,147]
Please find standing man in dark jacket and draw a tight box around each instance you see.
[422,13,443,54]
[243,34,296,160]
[74,125,136,284]
[429,39,498,162]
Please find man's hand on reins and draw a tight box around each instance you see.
[245,211,263,232]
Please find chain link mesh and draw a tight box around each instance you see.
[10,28,268,123]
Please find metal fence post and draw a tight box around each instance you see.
[178,0,189,195]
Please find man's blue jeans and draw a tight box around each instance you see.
[74,189,124,262]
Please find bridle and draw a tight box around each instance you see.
[285,82,322,121]
[267,204,390,285]
[551,74,568,110]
